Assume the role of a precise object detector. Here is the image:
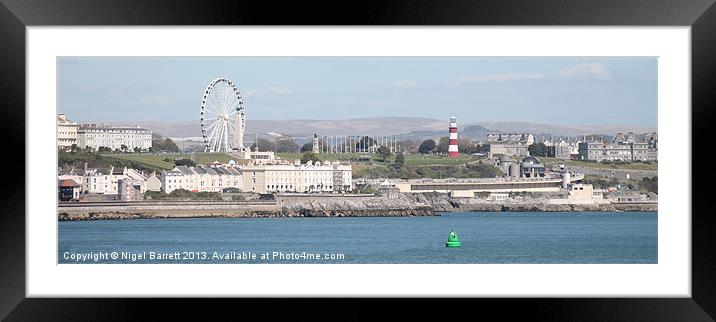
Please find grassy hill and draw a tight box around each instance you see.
[60,151,502,180]
[276,152,501,179]
[59,152,238,172]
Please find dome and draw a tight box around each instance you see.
[521,156,540,165]
[228,160,236,165]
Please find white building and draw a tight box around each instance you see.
[487,133,535,157]
[77,124,152,151]
[82,167,112,194]
[231,150,276,165]
[160,159,353,195]
[57,113,79,150]
[161,165,243,194]
[242,160,352,193]
[76,166,148,195]
[145,173,162,192]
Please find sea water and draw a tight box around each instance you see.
[58,212,657,264]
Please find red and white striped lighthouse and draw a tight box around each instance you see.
[448,116,459,158]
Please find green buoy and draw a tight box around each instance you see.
[446,228,462,248]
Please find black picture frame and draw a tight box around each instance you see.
[1,0,714,320]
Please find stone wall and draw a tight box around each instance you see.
[58,192,658,221]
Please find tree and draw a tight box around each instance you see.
[120,144,128,153]
[528,143,549,157]
[394,151,405,169]
[435,137,450,154]
[70,144,79,154]
[357,136,376,152]
[397,139,419,154]
[300,152,320,164]
[152,137,179,153]
[418,139,436,154]
[301,142,313,152]
[249,138,276,152]
[169,188,194,199]
[133,147,141,153]
[458,138,477,154]
[465,163,504,178]
[640,176,658,194]
[377,146,392,163]
[275,138,300,153]
[174,158,196,167]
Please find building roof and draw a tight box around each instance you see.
[175,166,194,175]
[213,167,229,175]
[58,179,80,187]
[521,163,545,169]
[78,124,150,132]
[93,168,111,175]
[521,156,540,165]
[59,167,85,176]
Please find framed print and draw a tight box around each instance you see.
[2,0,715,320]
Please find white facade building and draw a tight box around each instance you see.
[57,113,79,150]
[73,166,148,195]
[161,165,243,194]
[160,160,353,194]
[242,160,352,193]
[77,124,152,151]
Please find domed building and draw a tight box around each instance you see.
[520,156,545,178]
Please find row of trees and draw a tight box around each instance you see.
[417,138,487,155]
[250,136,493,155]
[64,144,152,154]
[527,142,549,157]
[250,138,300,153]
[152,134,180,153]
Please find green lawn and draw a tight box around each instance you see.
[101,154,176,169]
[101,152,238,169]
[402,154,478,166]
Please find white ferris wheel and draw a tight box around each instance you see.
[200,77,246,152]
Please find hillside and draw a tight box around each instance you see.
[135,118,656,141]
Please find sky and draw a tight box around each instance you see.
[57,57,657,126]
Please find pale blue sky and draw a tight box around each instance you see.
[57,57,657,126]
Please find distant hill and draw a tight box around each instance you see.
[137,117,447,139]
[474,122,656,138]
[135,118,656,142]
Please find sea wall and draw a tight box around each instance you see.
[401,192,657,213]
[279,194,432,217]
[58,193,657,221]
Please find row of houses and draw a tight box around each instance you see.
[161,159,353,194]
[577,132,658,162]
[58,156,354,200]
[484,132,658,162]
[58,165,162,201]
[486,133,580,159]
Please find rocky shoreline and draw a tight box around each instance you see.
[58,193,657,221]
